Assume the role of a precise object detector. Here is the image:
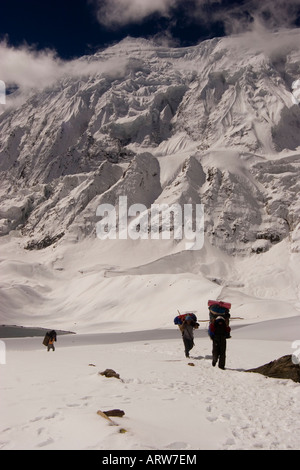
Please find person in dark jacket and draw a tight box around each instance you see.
[208,316,231,369]
[179,316,199,358]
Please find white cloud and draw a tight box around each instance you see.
[217,0,300,36]
[250,0,300,31]
[91,0,300,63]
[92,0,300,34]
[0,40,129,108]
[0,41,63,90]
[92,0,179,27]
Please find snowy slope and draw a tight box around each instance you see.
[1,320,300,450]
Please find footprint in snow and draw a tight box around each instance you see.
[206,416,218,422]
[36,437,54,448]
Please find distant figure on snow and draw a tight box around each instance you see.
[43,330,57,352]
[179,315,199,358]
[208,316,231,369]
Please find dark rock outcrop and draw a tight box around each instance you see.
[99,368,120,379]
[247,355,300,383]
[102,409,125,418]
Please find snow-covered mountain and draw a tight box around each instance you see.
[0,31,300,331]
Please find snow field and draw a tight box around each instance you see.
[1,330,299,450]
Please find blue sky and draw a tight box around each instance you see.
[1,0,299,59]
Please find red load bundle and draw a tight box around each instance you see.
[174,312,197,325]
[208,300,231,310]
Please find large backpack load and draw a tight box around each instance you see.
[42,330,57,347]
[174,312,197,326]
[208,300,231,326]
[43,332,51,347]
